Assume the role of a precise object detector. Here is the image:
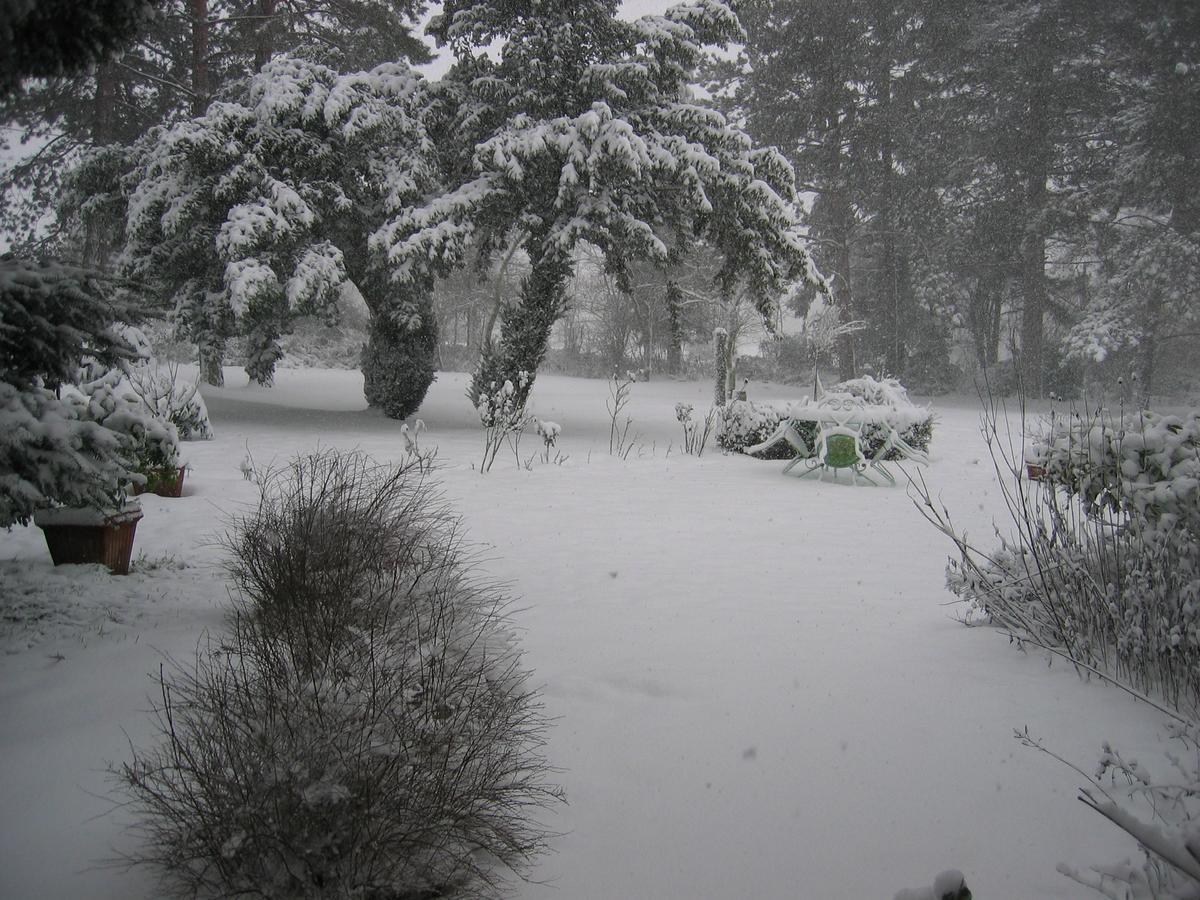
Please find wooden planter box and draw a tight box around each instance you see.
[1026,463,1046,480]
[132,465,187,498]
[33,504,143,575]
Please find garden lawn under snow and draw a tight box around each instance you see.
[0,368,1171,899]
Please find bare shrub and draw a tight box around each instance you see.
[116,449,561,898]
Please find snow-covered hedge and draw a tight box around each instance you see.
[717,376,935,461]
[119,451,560,897]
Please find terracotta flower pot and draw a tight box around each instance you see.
[133,465,187,498]
[33,503,143,575]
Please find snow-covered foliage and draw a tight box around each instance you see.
[0,256,155,527]
[0,382,131,528]
[933,402,1200,716]
[531,416,565,465]
[126,360,213,441]
[72,368,182,480]
[837,375,916,409]
[117,54,436,391]
[1063,224,1200,374]
[475,373,531,472]
[387,0,828,414]
[0,256,143,390]
[1026,408,1200,537]
[118,450,560,897]
[715,397,786,455]
[1020,724,1200,900]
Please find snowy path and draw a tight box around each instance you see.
[0,369,1168,898]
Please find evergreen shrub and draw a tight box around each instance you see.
[0,256,163,526]
[362,314,438,420]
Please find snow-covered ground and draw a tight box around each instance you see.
[0,368,1169,899]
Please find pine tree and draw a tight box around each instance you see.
[118,55,439,408]
[1,0,430,249]
[375,0,825,416]
[1061,1,1200,399]
[0,0,159,95]
[0,3,155,524]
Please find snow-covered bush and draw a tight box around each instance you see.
[0,383,132,526]
[531,417,564,465]
[0,256,149,527]
[921,399,1200,714]
[118,450,560,898]
[475,375,530,473]
[716,399,789,457]
[0,256,142,391]
[72,368,181,488]
[126,359,213,441]
[1021,725,1200,900]
[1026,408,1200,538]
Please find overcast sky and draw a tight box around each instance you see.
[416,0,682,79]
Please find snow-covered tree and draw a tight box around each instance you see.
[1061,3,1200,399]
[1,0,431,250]
[0,257,148,526]
[1,6,151,525]
[375,0,826,415]
[119,55,440,413]
[0,0,158,97]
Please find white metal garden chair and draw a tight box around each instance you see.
[786,394,887,484]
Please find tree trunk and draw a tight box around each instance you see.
[83,64,119,266]
[834,202,856,381]
[1018,36,1053,398]
[872,7,905,376]
[254,0,277,71]
[1136,289,1164,407]
[713,329,729,407]
[469,236,571,413]
[92,63,116,143]
[665,280,683,375]
[190,0,209,116]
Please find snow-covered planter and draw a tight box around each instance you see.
[33,501,143,574]
[118,451,561,897]
[130,464,187,498]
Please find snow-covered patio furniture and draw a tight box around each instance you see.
[745,392,929,485]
